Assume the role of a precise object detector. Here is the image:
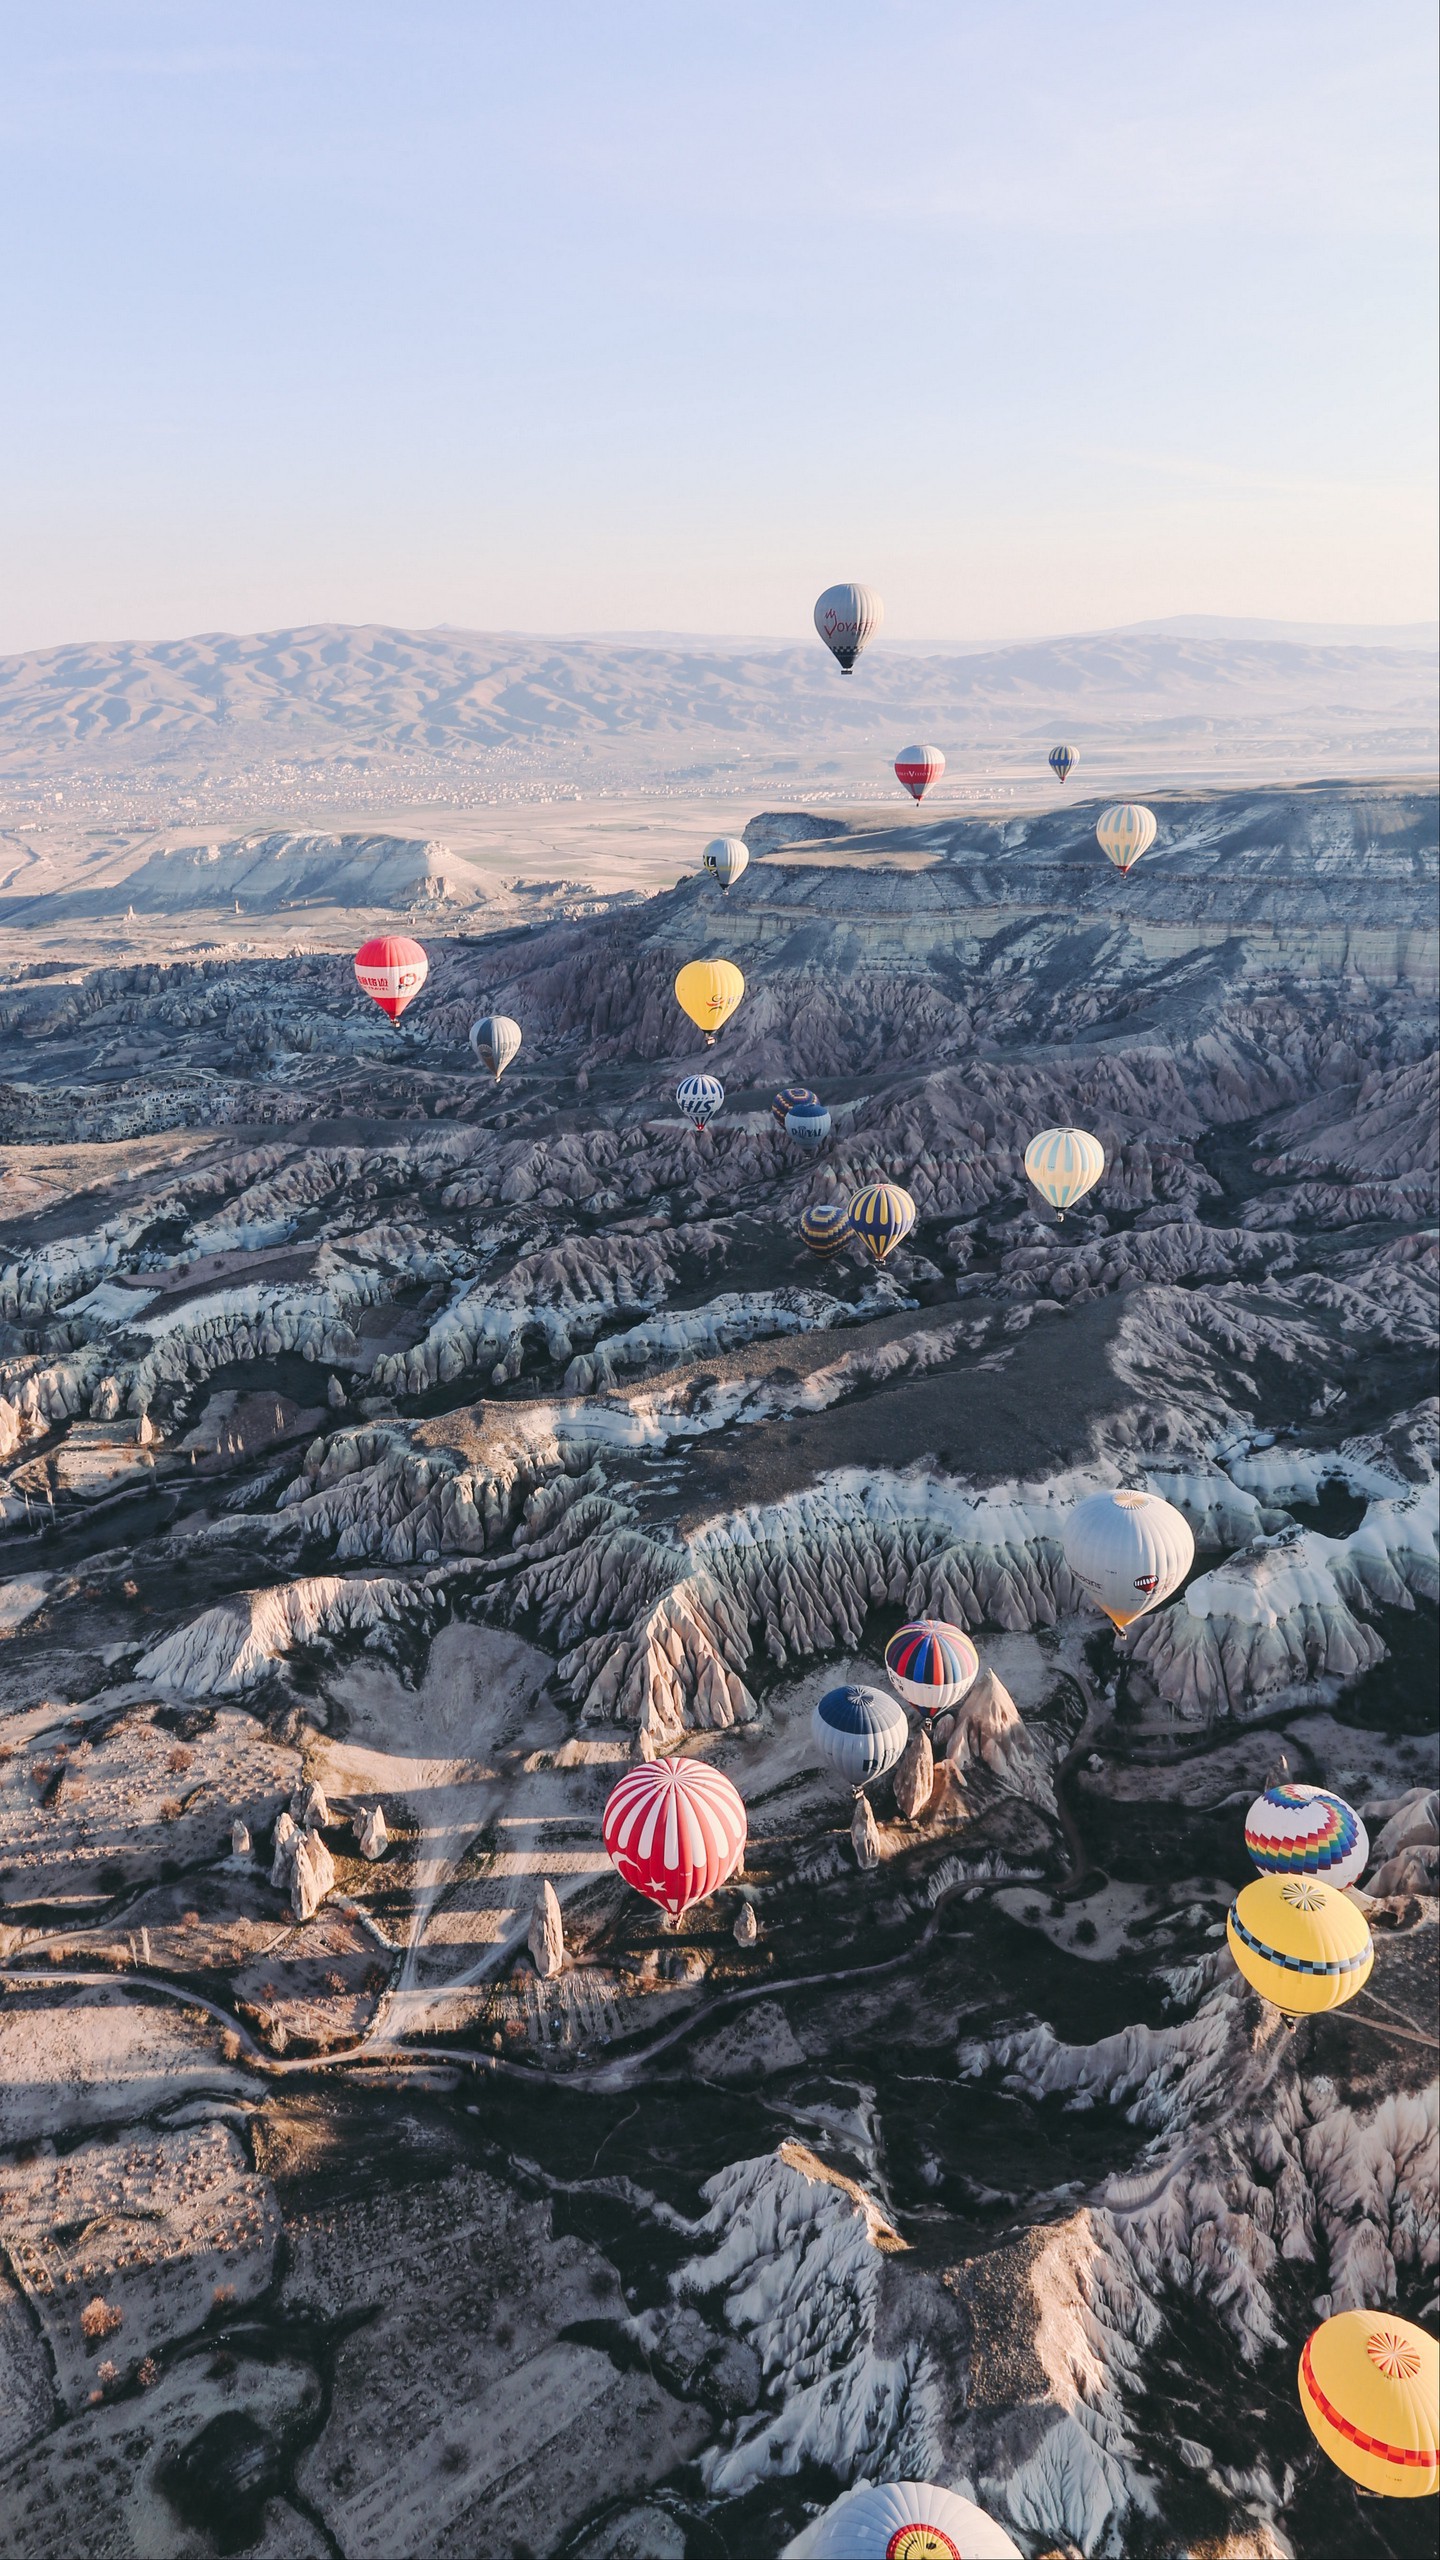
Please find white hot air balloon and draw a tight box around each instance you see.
[701,837,749,891]
[469,1014,522,1081]
[814,582,884,674]
[784,2479,1023,2560]
[1062,1489,1195,1631]
[1024,1126,1105,1221]
[1096,803,1158,875]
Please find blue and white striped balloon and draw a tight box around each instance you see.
[1024,1126,1105,1219]
[677,1072,725,1132]
[1048,742,1078,783]
[785,1098,831,1151]
[1096,803,1157,874]
[812,1684,910,1788]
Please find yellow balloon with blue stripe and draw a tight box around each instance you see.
[1226,1874,1373,2019]
[848,1181,916,1265]
[1024,1126,1105,1220]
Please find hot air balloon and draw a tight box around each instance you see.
[772,1086,819,1127]
[701,837,749,891]
[785,1099,831,1151]
[786,2479,1024,2560]
[1299,2310,1438,2499]
[1096,803,1157,875]
[884,1620,979,1717]
[894,744,945,805]
[849,1181,916,1266]
[813,1684,910,1789]
[1049,743,1078,784]
[1024,1127,1106,1222]
[800,1201,851,1256]
[1226,1873,1373,2018]
[354,935,428,1022]
[814,583,884,674]
[1244,1782,1369,1893]
[1062,1488,1195,1629]
[675,960,744,1046]
[602,1758,747,1917]
[677,1072,725,1133]
[469,1013,522,1081]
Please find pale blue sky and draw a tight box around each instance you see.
[1,0,1434,650]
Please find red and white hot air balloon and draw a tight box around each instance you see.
[894,743,945,805]
[354,935,429,1022]
[602,1758,747,1916]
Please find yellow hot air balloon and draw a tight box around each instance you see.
[1226,1874,1372,2018]
[1299,2310,1438,2499]
[675,960,745,1047]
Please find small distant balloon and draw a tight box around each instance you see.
[677,1071,725,1132]
[1096,803,1157,874]
[674,959,745,1046]
[469,1013,522,1080]
[848,1180,916,1266]
[1024,1126,1105,1221]
[1049,743,1078,783]
[814,582,884,674]
[354,935,428,1022]
[785,1099,831,1151]
[800,1201,851,1256]
[772,1086,819,1127]
[702,837,749,891]
[894,744,945,804]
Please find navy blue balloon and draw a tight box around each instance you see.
[812,1683,909,1787]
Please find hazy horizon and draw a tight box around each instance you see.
[2,2,1434,654]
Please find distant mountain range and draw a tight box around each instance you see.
[0,620,1433,779]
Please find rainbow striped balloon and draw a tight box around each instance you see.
[1024,1126,1105,1217]
[1244,1783,1369,1893]
[884,1619,980,1715]
[848,1180,916,1266]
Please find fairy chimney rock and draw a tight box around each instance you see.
[893,1722,934,1823]
[528,1879,565,1979]
[851,1793,881,1871]
[356,1804,388,1860]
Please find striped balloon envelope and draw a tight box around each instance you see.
[793,2478,1024,2557]
[1244,1782,1368,1892]
[1226,1874,1373,2018]
[1048,743,1078,783]
[469,1013,522,1081]
[772,1086,819,1127]
[1095,803,1158,875]
[676,1072,725,1132]
[800,1200,851,1256]
[1024,1126,1105,1219]
[785,1099,831,1151]
[894,744,945,804]
[812,1684,910,1789]
[848,1181,916,1266]
[1299,2310,1439,2500]
[354,935,428,1021]
[884,1620,980,1716]
[602,1758,747,1916]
